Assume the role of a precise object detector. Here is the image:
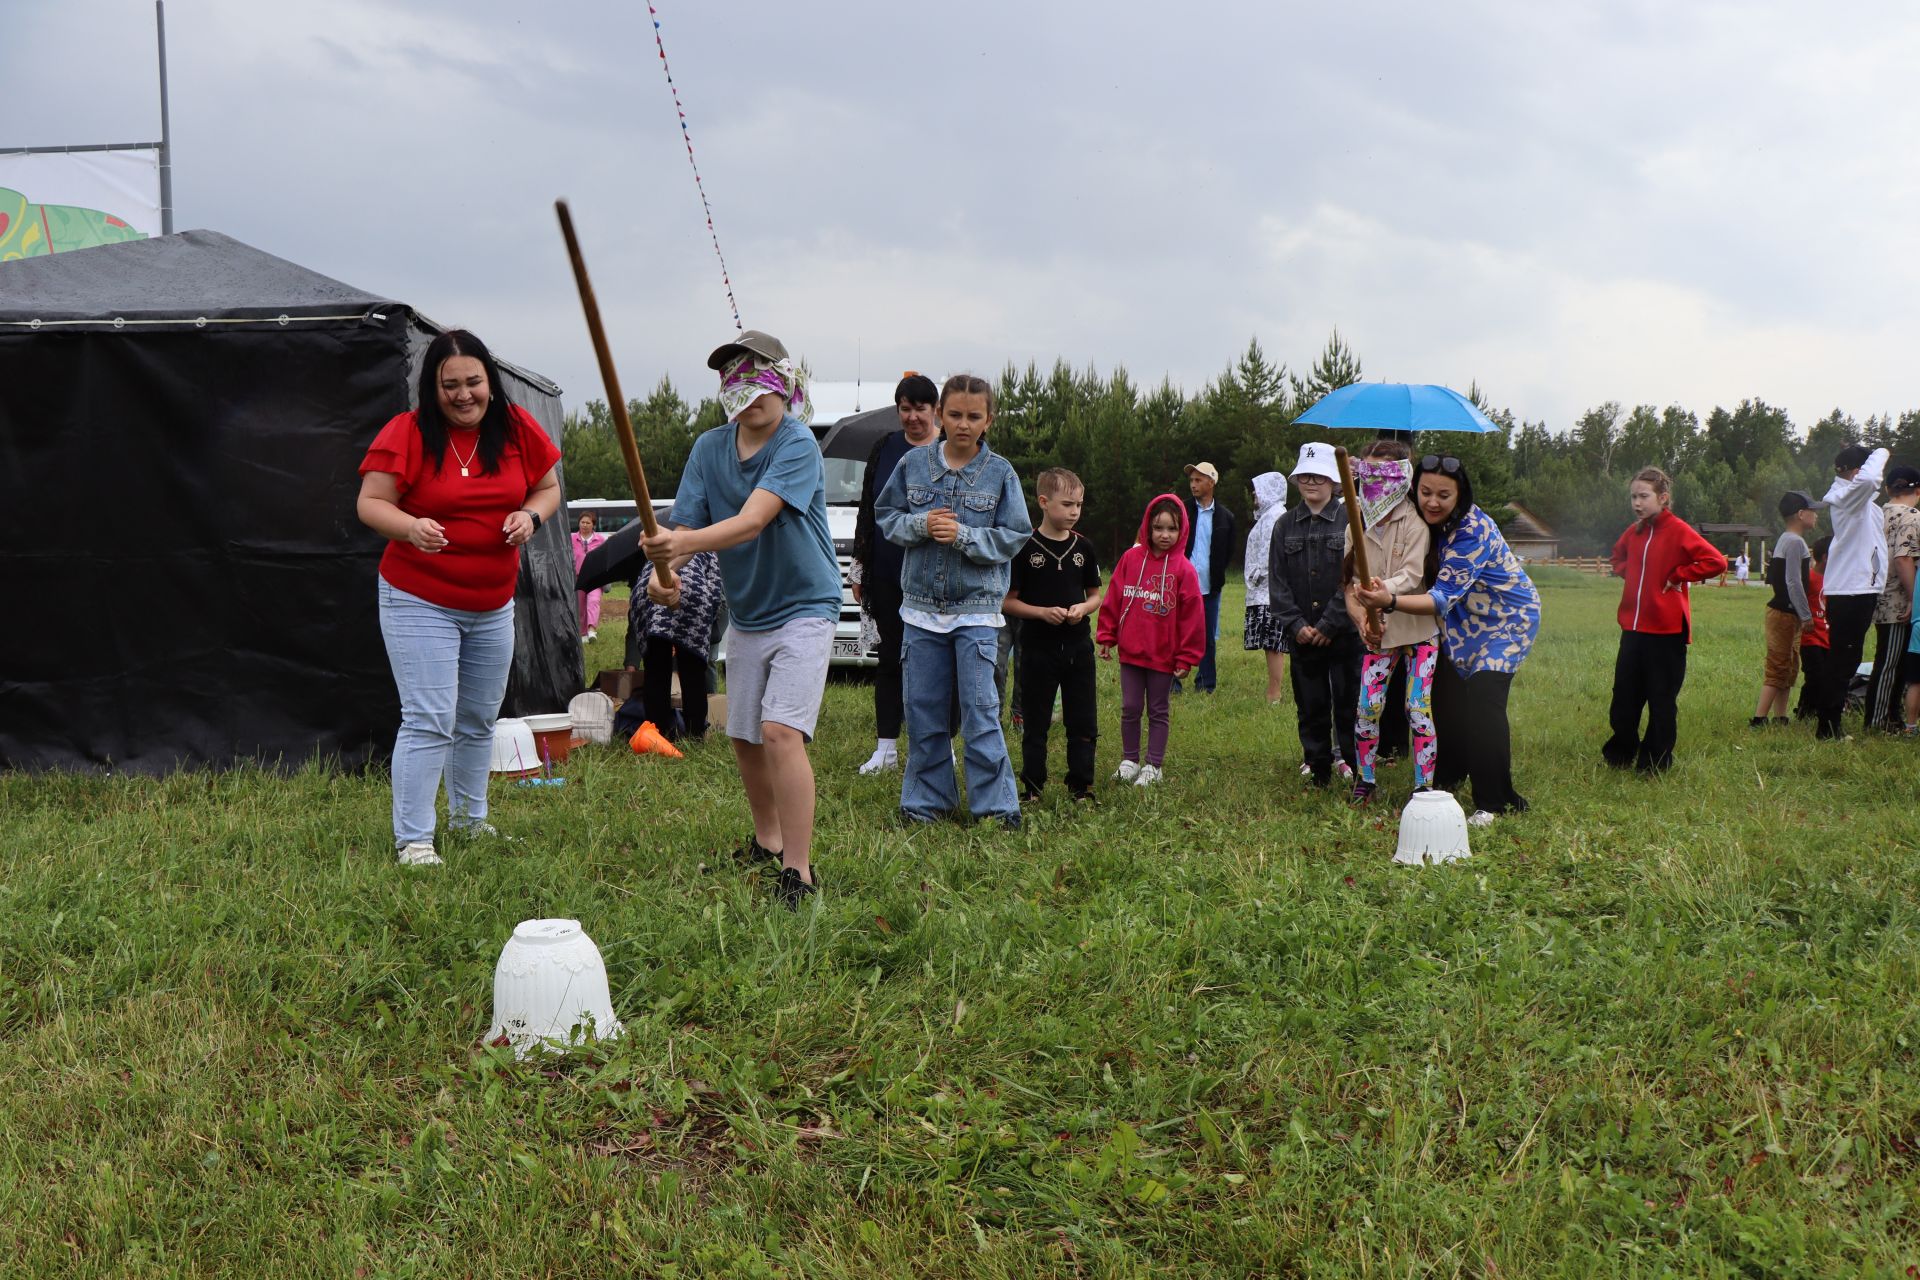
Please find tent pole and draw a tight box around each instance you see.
[156,0,173,235]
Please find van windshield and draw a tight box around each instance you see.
[822,457,864,505]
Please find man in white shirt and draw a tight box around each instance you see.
[1815,443,1888,740]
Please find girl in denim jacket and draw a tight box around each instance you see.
[875,375,1034,826]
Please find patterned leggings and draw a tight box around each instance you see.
[1357,643,1438,786]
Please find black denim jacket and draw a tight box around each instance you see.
[1267,499,1357,650]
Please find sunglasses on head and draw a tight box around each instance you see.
[1419,455,1464,475]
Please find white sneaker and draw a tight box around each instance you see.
[858,742,899,775]
[1466,810,1498,828]
[396,841,442,866]
[452,821,518,844]
[1299,762,1312,778]
[587,629,598,642]
[1134,764,1162,787]
[1113,759,1141,783]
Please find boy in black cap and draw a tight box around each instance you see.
[1865,464,1920,730]
[1755,491,1820,726]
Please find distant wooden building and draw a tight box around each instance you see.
[1699,523,1773,573]
[1501,503,1560,561]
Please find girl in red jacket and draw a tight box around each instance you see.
[1602,467,1728,772]
[1096,494,1206,787]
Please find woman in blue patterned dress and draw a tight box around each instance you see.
[1354,455,1540,824]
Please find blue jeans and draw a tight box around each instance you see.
[901,623,1019,822]
[377,579,515,847]
[1196,591,1222,690]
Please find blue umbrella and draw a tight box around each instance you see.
[1295,382,1499,434]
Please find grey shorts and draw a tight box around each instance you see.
[724,615,834,743]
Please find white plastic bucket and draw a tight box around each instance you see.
[490,718,540,776]
[486,918,623,1058]
[1393,789,1472,865]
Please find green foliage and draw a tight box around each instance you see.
[5,582,1920,1276]
[560,376,715,502]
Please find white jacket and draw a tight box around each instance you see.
[1822,447,1889,597]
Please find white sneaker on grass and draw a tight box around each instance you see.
[1466,810,1498,828]
[396,841,442,866]
[1134,764,1162,787]
[1113,760,1141,783]
[452,821,518,844]
[858,740,899,775]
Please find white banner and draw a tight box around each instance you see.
[0,148,162,259]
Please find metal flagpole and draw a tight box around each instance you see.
[155,0,173,235]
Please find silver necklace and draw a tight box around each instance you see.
[1033,531,1076,569]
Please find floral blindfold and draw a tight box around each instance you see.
[1353,458,1411,531]
[718,353,813,427]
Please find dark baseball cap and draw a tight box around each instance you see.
[1778,490,1826,519]
[1888,465,1920,492]
[706,329,789,371]
[1834,443,1873,471]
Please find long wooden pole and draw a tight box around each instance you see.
[1334,446,1378,634]
[555,199,676,586]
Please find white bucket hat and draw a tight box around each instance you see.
[1290,441,1341,483]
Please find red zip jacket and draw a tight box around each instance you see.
[1096,493,1206,673]
[1610,509,1728,639]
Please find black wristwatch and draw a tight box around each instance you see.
[523,509,542,531]
[1382,594,1398,614]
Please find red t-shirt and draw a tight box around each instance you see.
[359,405,562,611]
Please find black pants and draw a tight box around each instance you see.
[1016,629,1098,796]
[1289,643,1360,780]
[1866,620,1911,732]
[1795,645,1828,720]
[1819,594,1877,738]
[643,635,709,740]
[1432,658,1525,814]
[1602,630,1688,772]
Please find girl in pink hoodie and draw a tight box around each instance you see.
[1096,494,1206,786]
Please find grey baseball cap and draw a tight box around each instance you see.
[706,329,789,371]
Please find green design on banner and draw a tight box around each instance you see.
[0,187,150,260]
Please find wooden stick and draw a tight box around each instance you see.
[1334,446,1379,636]
[555,200,676,586]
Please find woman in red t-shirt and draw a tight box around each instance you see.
[355,329,561,866]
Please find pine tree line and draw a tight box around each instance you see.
[559,332,1913,561]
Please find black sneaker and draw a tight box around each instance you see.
[1748,716,1769,729]
[732,835,780,867]
[1348,780,1376,806]
[777,866,818,910]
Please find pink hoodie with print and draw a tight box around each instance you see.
[1096,492,1207,674]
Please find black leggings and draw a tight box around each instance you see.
[1432,658,1525,814]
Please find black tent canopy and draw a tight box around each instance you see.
[0,229,580,773]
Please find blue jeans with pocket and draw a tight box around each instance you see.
[377,579,515,847]
[901,623,1019,823]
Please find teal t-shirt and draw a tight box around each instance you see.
[668,415,841,632]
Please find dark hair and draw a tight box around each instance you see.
[416,329,514,476]
[1834,443,1872,472]
[1146,496,1182,540]
[1414,454,1476,588]
[1812,533,1833,564]
[895,372,938,408]
[939,373,996,416]
[1363,439,1412,462]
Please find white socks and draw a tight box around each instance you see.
[858,738,899,775]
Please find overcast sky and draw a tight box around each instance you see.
[9,0,1919,431]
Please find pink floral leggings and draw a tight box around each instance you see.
[1356,642,1438,786]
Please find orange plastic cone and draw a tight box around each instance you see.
[629,720,683,758]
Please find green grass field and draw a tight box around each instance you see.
[4,573,1918,1278]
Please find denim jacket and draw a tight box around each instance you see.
[1268,498,1358,653]
[875,440,1033,614]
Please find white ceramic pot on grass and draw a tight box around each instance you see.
[1393,790,1472,865]
[487,919,623,1058]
